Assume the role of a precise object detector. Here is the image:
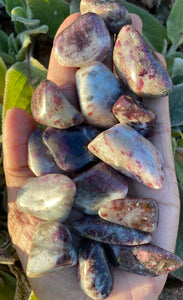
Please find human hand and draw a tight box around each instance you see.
[3,12,180,300]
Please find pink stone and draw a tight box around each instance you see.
[88,124,164,189]
[113,25,173,97]
[54,12,111,67]
[31,80,83,129]
[98,197,159,232]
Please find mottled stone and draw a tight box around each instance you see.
[73,162,128,214]
[106,244,183,276]
[113,25,173,97]
[16,174,76,221]
[27,222,77,278]
[54,12,111,67]
[88,124,164,189]
[112,95,156,137]
[73,216,151,246]
[79,240,113,300]
[43,126,99,173]
[28,128,62,176]
[76,62,123,128]
[98,197,159,232]
[80,0,131,33]
[31,80,83,129]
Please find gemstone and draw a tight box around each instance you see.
[73,162,128,214]
[88,124,164,189]
[79,240,113,300]
[80,0,131,33]
[113,25,173,97]
[106,244,183,276]
[112,95,156,137]
[31,80,83,129]
[54,12,111,67]
[73,216,151,246]
[76,62,123,128]
[16,174,76,221]
[98,197,159,232]
[28,128,62,177]
[43,126,99,173]
[27,222,77,278]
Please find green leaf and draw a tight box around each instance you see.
[0,104,2,133]
[15,33,32,61]
[167,0,183,48]
[5,0,26,15]
[0,30,9,53]
[172,58,183,78]
[169,83,183,127]
[8,33,18,57]
[22,25,49,37]
[26,0,70,38]
[11,6,40,27]
[175,148,183,185]
[70,0,80,14]
[0,57,7,103]
[28,291,39,300]
[3,57,47,119]
[121,0,167,53]
[0,270,16,300]
[172,137,177,155]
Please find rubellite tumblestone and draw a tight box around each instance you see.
[73,162,128,214]
[31,80,83,129]
[113,25,173,97]
[112,95,157,137]
[88,124,164,189]
[76,62,123,129]
[80,0,131,34]
[54,12,111,67]
[16,174,76,221]
[28,128,62,177]
[106,244,183,276]
[98,198,159,232]
[43,126,99,173]
[73,216,152,246]
[27,222,77,278]
[79,240,113,300]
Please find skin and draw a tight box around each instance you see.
[2,12,180,300]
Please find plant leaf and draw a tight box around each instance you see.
[5,0,26,16]
[0,270,16,300]
[70,0,80,14]
[174,148,183,185]
[169,83,183,127]
[28,291,39,300]
[26,0,70,38]
[167,0,183,47]
[22,25,49,37]
[0,57,6,104]
[121,0,167,53]
[3,57,47,120]
[171,58,183,77]
[11,6,40,27]
[15,33,32,61]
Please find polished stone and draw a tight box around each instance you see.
[73,216,151,246]
[113,25,173,97]
[16,174,76,221]
[76,62,123,128]
[98,197,159,232]
[74,162,128,214]
[88,124,164,189]
[54,12,111,67]
[79,240,113,299]
[27,222,77,278]
[31,80,83,129]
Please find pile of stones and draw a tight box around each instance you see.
[16,0,183,299]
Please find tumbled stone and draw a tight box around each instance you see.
[79,240,113,300]
[54,12,111,67]
[28,128,62,177]
[73,216,151,246]
[43,126,99,173]
[16,174,76,221]
[76,62,123,128]
[112,95,156,137]
[80,0,131,33]
[113,25,173,97]
[27,222,77,278]
[98,197,158,232]
[73,162,128,214]
[88,124,164,189]
[31,80,83,129]
[106,244,183,276]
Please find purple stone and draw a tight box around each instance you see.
[28,128,62,176]
[79,240,113,299]
[43,126,99,173]
[106,244,183,276]
[73,162,128,214]
[73,216,151,246]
